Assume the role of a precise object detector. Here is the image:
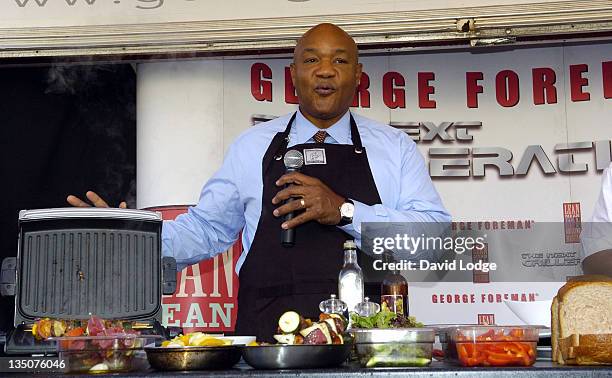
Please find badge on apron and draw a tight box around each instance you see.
[303,148,327,165]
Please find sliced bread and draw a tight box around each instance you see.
[551,276,612,365]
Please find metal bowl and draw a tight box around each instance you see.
[145,346,242,371]
[241,344,351,369]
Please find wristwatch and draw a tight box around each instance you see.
[338,199,355,226]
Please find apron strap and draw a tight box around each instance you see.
[271,112,297,161]
[269,110,365,164]
[349,114,364,153]
[263,112,297,175]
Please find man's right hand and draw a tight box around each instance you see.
[67,191,127,208]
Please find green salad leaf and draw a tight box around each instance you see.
[350,309,423,329]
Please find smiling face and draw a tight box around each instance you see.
[290,24,362,129]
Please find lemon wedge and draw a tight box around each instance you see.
[196,337,228,347]
[167,340,185,347]
[188,333,208,346]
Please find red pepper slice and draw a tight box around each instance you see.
[463,355,486,367]
[60,327,85,350]
[486,355,524,366]
[476,329,496,341]
[509,328,524,339]
[464,343,477,357]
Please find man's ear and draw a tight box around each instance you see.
[355,62,363,86]
[290,63,297,86]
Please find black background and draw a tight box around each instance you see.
[0,63,137,338]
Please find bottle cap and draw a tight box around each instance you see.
[319,294,348,314]
[354,297,381,317]
[343,240,357,250]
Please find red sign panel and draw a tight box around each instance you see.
[478,314,496,325]
[563,202,582,243]
[472,243,490,284]
[148,205,240,333]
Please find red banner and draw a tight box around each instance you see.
[149,206,240,333]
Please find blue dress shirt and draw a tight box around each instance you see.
[162,110,451,272]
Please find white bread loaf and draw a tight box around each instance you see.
[551,276,612,365]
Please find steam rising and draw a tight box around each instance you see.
[46,63,137,207]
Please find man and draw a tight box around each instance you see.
[68,23,450,339]
[582,162,612,276]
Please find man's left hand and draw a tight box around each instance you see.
[272,172,344,229]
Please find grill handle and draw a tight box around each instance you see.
[162,256,177,295]
[0,257,16,296]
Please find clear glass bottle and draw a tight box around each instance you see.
[381,252,409,315]
[338,240,364,313]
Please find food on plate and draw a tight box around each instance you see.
[161,333,231,347]
[278,311,302,334]
[551,276,612,365]
[41,316,146,373]
[32,318,68,340]
[350,309,423,329]
[453,328,536,367]
[33,316,139,341]
[271,311,348,345]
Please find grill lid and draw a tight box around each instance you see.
[19,207,162,221]
[13,208,173,324]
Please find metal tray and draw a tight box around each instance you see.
[241,344,351,369]
[145,345,242,371]
[351,328,435,344]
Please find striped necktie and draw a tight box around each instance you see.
[313,130,327,144]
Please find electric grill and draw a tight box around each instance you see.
[0,208,177,355]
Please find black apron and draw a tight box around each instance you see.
[234,112,382,341]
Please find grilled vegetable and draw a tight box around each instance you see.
[320,313,347,333]
[51,320,66,336]
[31,316,139,344]
[269,311,348,345]
[273,334,296,344]
[36,318,53,340]
[60,327,86,350]
[300,323,332,345]
[278,311,301,334]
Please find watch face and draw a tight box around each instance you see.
[341,202,355,218]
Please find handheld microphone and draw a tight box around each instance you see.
[281,150,304,247]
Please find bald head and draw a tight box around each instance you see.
[294,23,359,65]
[290,23,362,129]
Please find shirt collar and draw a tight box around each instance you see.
[294,109,351,145]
